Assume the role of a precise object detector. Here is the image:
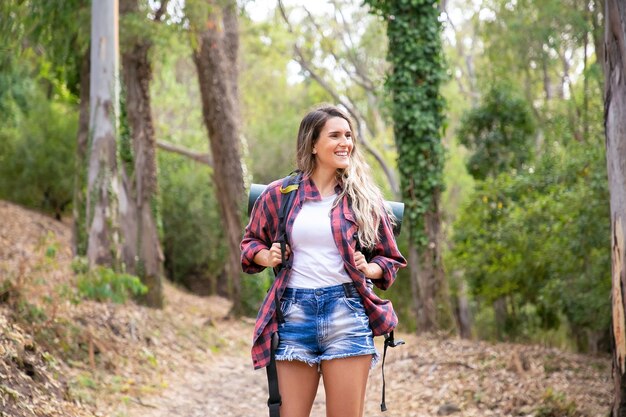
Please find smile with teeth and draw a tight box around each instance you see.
[335,150,349,157]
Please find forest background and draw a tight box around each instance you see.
[0,0,610,386]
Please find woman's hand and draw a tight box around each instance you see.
[254,242,291,268]
[354,251,383,279]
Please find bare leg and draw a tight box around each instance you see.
[321,355,372,417]
[276,360,320,417]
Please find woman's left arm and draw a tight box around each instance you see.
[364,210,407,290]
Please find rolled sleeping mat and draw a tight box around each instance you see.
[247,183,404,236]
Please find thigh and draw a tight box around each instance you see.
[321,355,372,417]
[277,360,320,417]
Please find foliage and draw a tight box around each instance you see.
[74,260,148,304]
[535,387,580,417]
[1,0,91,96]
[158,153,228,293]
[457,84,536,180]
[365,0,447,248]
[0,83,77,218]
[447,140,610,347]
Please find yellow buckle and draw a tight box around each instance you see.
[279,184,299,194]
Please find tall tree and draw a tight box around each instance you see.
[118,0,165,307]
[86,0,124,268]
[190,0,244,314]
[366,0,455,332]
[605,1,626,414]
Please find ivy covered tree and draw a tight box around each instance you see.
[365,0,455,332]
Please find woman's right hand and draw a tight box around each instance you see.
[255,242,291,268]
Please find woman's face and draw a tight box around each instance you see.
[312,117,354,173]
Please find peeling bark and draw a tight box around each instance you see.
[86,0,121,268]
[605,1,626,414]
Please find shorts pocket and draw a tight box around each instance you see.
[280,299,294,318]
[342,296,366,314]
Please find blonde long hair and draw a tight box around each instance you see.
[296,105,389,249]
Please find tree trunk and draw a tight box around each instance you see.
[456,277,472,339]
[493,297,507,340]
[193,0,244,315]
[413,190,455,332]
[542,53,553,101]
[119,0,163,308]
[73,47,90,257]
[408,243,424,330]
[86,0,121,268]
[606,1,626,415]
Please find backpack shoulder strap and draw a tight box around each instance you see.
[266,171,302,417]
[276,171,302,266]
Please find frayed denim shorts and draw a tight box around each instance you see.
[275,283,379,368]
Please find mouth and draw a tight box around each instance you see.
[335,150,349,157]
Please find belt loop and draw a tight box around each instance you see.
[342,282,353,297]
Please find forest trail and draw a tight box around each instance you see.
[0,200,613,417]
[114,319,612,417]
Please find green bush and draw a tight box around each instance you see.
[0,89,77,218]
[447,140,610,349]
[158,153,227,294]
[76,264,147,304]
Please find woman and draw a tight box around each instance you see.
[241,105,406,417]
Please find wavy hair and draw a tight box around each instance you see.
[296,105,390,249]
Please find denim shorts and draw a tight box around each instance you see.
[275,283,379,368]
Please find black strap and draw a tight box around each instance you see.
[380,331,404,412]
[266,332,281,417]
[355,237,404,412]
[273,172,300,326]
[266,172,301,417]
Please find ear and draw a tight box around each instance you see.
[312,148,317,154]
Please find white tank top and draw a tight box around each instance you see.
[288,193,352,289]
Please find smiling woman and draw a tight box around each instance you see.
[310,117,354,178]
[241,104,406,417]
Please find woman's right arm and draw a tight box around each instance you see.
[241,183,288,273]
[241,191,273,274]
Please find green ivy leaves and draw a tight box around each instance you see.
[366,0,446,248]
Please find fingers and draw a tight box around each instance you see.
[267,242,291,268]
[354,251,368,273]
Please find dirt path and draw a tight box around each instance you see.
[115,326,611,417]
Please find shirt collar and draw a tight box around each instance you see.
[300,172,344,201]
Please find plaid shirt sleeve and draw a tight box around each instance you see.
[369,208,407,290]
[241,181,281,274]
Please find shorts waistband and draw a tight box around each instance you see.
[283,282,359,300]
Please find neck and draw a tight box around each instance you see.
[311,168,338,197]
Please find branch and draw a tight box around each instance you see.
[330,1,377,91]
[277,0,399,197]
[153,0,170,22]
[156,140,213,167]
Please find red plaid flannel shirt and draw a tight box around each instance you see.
[241,174,407,369]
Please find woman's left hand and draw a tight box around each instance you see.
[354,251,383,278]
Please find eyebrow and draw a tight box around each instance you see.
[328,130,352,135]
